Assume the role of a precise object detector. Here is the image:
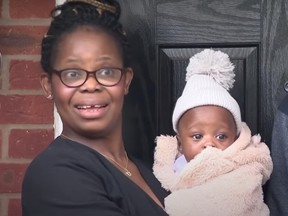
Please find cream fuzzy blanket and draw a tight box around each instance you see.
[153,123,273,216]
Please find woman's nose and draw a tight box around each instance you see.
[81,75,102,92]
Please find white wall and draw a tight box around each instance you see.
[56,0,66,5]
[53,0,66,137]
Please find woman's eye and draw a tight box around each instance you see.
[216,134,227,140]
[63,70,82,78]
[99,68,114,76]
[192,134,202,140]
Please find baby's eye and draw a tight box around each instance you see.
[216,134,227,140]
[192,134,202,140]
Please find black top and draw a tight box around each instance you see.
[22,137,169,216]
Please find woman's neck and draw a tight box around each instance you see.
[61,129,125,157]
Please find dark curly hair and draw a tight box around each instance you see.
[41,0,130,75]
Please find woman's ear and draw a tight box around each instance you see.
[176,135,182,153]
[124,67,133,95]
[40,73,53,100]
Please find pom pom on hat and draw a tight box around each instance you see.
[185,49,235,90]
[172,49,242,134]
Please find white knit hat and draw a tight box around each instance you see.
[172,49,242,134]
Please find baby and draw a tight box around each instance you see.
[153,49,273,216]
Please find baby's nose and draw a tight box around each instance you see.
[203,139,216,148]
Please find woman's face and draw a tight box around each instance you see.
[177,105,237,161]
[41,26,133,139]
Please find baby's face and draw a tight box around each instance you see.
[177,105,237,161]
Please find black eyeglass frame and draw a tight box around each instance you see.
[51,67,127,88]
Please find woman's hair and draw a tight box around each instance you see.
[41,0,130,75]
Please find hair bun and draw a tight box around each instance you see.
[65,0,121,19]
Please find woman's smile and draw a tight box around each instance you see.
[74,102,109,119]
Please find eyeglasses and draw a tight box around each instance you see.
[52,67,126,87]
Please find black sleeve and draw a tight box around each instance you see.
[22,139,169,216]
[22,152,129,216]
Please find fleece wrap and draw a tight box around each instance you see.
[153,123,273,216]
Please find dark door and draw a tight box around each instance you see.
[120,0,288,166]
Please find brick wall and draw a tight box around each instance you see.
[0,0,55,215]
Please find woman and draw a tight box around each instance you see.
[21,0,168,215]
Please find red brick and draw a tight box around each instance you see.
[8,199,22,216]
[0,52,3,89]
[0,0,2,18]
[9,129,53,159]
[0,130,2,158]
[0,163,28,193]
[0,26,48,55]
[9,60,43,90]
[10,0,55,18]
[0,95,53,124]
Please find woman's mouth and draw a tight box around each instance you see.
[76,104,106,109]
[75,104,108,118]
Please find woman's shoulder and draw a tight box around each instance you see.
[29,136,99,165]
[24,136,107,183]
